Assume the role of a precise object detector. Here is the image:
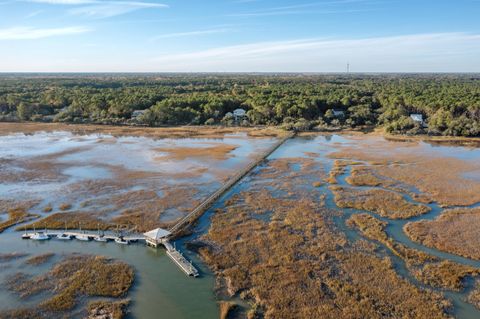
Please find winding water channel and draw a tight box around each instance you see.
[1,132,479,318]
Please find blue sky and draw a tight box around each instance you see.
[0,0,479,72]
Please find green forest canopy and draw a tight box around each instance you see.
[0,73,479,136]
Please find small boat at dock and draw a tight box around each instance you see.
[31,232,50,241]
[94,224,108,242]
[57,233,72,240]
[94,235,108,242]
[115,236,129,245]
[76,234,91,241]
[22,225,31,239]
[57,223,72,240]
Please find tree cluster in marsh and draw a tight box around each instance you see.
[0,74,478,136]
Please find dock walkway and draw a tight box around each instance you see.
[165,246,199,277]
[21,132,293,278]
[22,230,200,277]
[22,230,145,242]
[169,132,294,235]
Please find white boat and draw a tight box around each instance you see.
[94,224,107,242]
[115,237,129,245]
[22,226,31,239]
[94,235,108,242]
[57,233,72,240]
[76,234,91,241]
[31,232,50,241]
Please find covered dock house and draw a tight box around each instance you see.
[143,228,171,248]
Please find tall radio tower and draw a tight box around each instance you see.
[347,62,350,73]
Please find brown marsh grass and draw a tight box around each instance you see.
[87,299,130,319]
[2,254,134,318]
[197,158,452,318]
[468,280,480,310]
[347,214,479,291]
[219,301,237,319]
[24,253,55,266]
[0,122,285,139]
[58,203,72,211]
[330,186,430,219]
[329,136,480,206]
[155,144,238,161]
[0,252,28,263]
[405,208,480,260]
[345,166,387,187]
[0,209,39,233]
[20,212,113,231]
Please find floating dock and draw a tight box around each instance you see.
[164,242,199,277]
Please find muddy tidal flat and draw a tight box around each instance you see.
[0,124,279,232]
[1,124,480,319]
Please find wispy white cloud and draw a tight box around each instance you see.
[151,28,231,41]
[22,0,168,18]
[150,33,480,72]
[25,9,44,18]
[68,1,168,18]
[229,0,381,17]
[0,26,91,39]
[26,0,97,4]
[229,8,371,17]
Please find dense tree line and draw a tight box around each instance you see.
[0,74,479,136]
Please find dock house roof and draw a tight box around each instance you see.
[143,228,171,240]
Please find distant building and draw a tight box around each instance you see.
[410,114,423,123]
[410,114,427,127]
[144,228,171,248]
[332,109,345,117]
[131,110,146,119]
[233,108,247,122]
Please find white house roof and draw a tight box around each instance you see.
[132,110,146,117]
[233,108,246,116]
[410,114,423,122]
[143,228,171,240]
[332,109,345,116]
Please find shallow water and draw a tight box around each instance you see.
[0,131,277,222]
[0,230,219,319]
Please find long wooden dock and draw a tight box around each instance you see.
[168,132,294,235]
[20,132,293,279]
[22,230,200,277]
[21,230,145,242]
